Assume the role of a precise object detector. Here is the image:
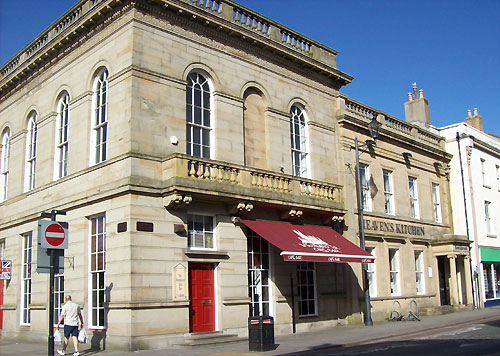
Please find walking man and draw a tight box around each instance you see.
[56,295,84,356]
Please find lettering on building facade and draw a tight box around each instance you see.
[363,219,425,236]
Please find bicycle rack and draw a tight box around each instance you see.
[388,300,403,321]
[407,299,420,321]
[388,300,421,321]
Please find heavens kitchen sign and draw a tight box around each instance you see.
[363,219,425,236]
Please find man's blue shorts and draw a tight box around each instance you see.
[64,325,79,338]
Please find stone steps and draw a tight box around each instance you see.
[176,331,247,348]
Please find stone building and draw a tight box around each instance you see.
[0,0,472,351]
[339,85,473,321]
[440,110,500,307]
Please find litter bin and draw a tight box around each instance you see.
[248,315,274,352]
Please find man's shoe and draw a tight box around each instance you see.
[57,350,65,356]
[73,352,80,356]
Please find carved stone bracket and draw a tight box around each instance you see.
[164,194,192,209]
[280,209,303,221]
[230,201,254,215]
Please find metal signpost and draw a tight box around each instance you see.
[38,210,67,356]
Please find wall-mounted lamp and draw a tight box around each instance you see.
[434,162,442,168]
[403,152,413,159]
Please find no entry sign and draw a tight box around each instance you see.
[38,220,68,249]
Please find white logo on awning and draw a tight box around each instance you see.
[293,230,340,253]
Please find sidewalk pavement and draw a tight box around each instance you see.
[2,306,500,356]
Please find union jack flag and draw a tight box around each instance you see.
[1,260,11,280]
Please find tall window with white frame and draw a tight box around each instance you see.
[21,233,32,325]
[366,248,377,297]
[89,215,106,328]
[290,104,309,178]
[297,261,317,317]
[496,165,500,191]
[186,71,212,160]
[1,129,10,201]
[383,170,394,215]
[389,248,400,295]
[415,250,425,294]
[359,164,372,211]
[187,214,214,250]
[485,201,494,235]
[24,112,37,191]
[481,158,488,187]
[408,177,419,219]
[247,230,271,317]
[54,273,64,325]
[432,183,442,223]
[55,93,70,179]
[92,69,108,165]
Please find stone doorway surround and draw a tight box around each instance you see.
[431,234,473,307]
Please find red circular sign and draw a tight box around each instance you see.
[45,223,65,247]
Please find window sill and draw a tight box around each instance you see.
[483,184,491,189]
[487,234,497,238]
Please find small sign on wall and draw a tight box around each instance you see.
[428,266,433,278]
[172,263,188,300]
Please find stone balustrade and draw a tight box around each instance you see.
[1,0,339,81]
[384,115,412,135]
[162,154,343,207]
[345,99,377,121]
[343,97,443,148]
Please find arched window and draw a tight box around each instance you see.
[289,104,309,178]
[186,71,212,158]
[55,93,70,179]
[91,69,108,165]
[1,129,10,201]
[25,112,38,191]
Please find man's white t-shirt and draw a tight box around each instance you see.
[61,301,81,326]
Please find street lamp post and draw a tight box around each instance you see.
[355,116,381,327]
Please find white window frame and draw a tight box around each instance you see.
[53,273,64,325]
[383,170,394,215]
[409,177,419,219]
[481,158,489,187]
[186,71,213,159]
[1,129,10,201]
[415,250,425,294]
[485,201,494,235]
[366,247,377,297]
[389,248,401,296]
[54,93,70,179]
[359,164,372,211]
[496,165,500,191]
[91,69,109,165]
[20,233,32,326]
[432,183,442,223]
[247,230,272,317]
[290,104,309,178]
[24,113,37,192]
[187,214,215,250]
[297,261,317,317]
[89,215,106,329]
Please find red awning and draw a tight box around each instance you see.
[239,219,374,263]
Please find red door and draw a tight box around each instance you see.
[189,263,215,332]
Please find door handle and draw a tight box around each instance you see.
[202,300,212,304]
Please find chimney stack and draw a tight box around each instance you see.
[465,108,483,132]
[404,83,430,126]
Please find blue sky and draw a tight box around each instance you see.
[1,0,499,135]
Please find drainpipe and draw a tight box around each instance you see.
[458,133,482,307]
[456,132,475,307]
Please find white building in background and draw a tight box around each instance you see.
[440,110,500,307]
